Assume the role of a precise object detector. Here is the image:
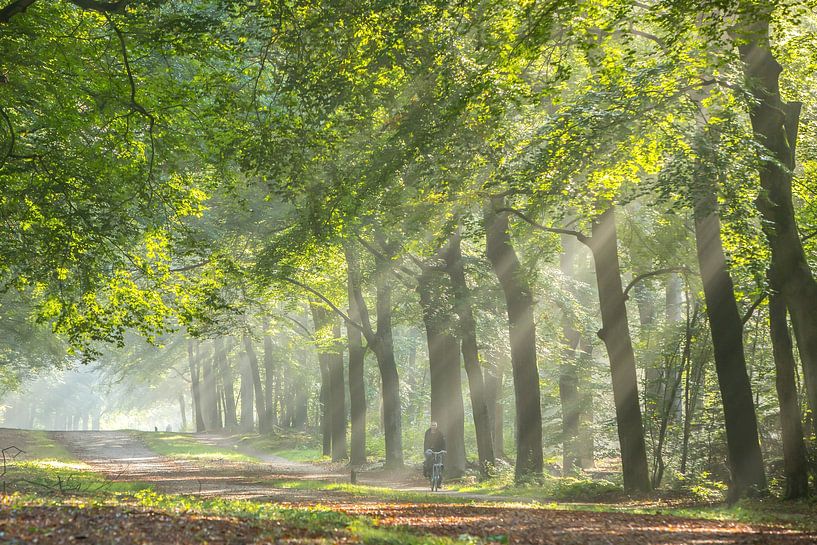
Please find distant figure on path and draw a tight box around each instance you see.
[423,421,445,477]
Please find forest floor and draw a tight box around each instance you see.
[0,428,815,544]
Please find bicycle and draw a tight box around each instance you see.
[428,449,446,491]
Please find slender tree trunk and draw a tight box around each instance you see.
[201,343,221,430]
[484,356,506,459]
[484,197,543,480]
[737,14,817,435]
[215,337,237,429]
[347,239,404,468]
[586,207,651,493]
[693,179,766,500]
[769,270,810,499]
[263,334,277,428]
[318,355,332,455]
[417,264,467,477]
[239,348,255,431]
[346,246,368,466]
[373,262,404,468]
[310,303,348,461]
[328,325,348,461]
[444,232,495,472]
[188,340,205,432]
[243,334,269,433]
[559,235,583,475]
[178,393,187,431]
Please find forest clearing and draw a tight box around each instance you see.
[2,0,817,543]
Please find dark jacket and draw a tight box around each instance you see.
[423,428,446,452]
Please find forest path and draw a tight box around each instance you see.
[46,430,817,544]
[50,430,346,502]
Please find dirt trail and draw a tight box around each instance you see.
[42,430,817,544]
[50,430,344,502]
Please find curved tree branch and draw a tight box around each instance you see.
[623,267,694,300]
[494,207,590,244]
[280,276,365,334]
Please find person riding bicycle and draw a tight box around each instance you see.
[423,421,446,478]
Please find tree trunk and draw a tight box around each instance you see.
[444,232,495,472]
[347,240,404,468]
[737,15,817,438]
[243,334,269,433]
[559,234,583,475]
[484,356,506,459]
[586,207,651,493]
[201,343,221,430]
[178,392,187,431]
[769,270,810,499]
[373,261,404,468]
[239,348,255,431]
[693,180,766,500]
[215,337,237,429]
[310,303,348,461]
[263,334,277,428]
[417,263,467,478]
[484,197,543,480]
[318,354,332,455]
[346,247,368,466]
[188,340,205,432]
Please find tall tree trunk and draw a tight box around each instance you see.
[484,197,543,480]
[201,343,221,430]
[243,334,269,433]
[586,207,651,493]
[239,348,255,431]
[346,247,368,466]
[215,337,237,429]
[263,334,277,428]
[444,232,495,472]
[373,260,404,468]
[178,392,187,431]
[318,354,332,455]
[559,235,583,475]
[417,263,467,478]
[188,340,205,432]
[328,324,348,462]
[310,303,348,461]
[347,239,404,468]
[693,179,766,500]
[737,14,817,437]
[769,269,810,499]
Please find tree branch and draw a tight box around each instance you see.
[741,292,767,325]
[280,276,365,334]
[495,207,590,244]
[623,267,694,300]
[0,0,38,23]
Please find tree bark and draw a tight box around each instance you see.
[737,14,817,437]
[769,270,810,499]
[346,245,368,466]
[310,302,348,461]
[243,334,269,433]
[693,180,766,500]
[559,235,583,475]
[263,334,277,428]
[347,239,404,468]
[178,392,187,431]
[586,207,651,493]
[443,231,496,472]
[214,337,237,429]
[417,261,467,477]
[188,340,205,432]
[200,343,221,430]
[239,346,255,431]
[484,197,543,480]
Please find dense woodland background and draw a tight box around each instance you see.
[1,0,817,504]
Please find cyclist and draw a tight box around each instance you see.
[422,421,446,478]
